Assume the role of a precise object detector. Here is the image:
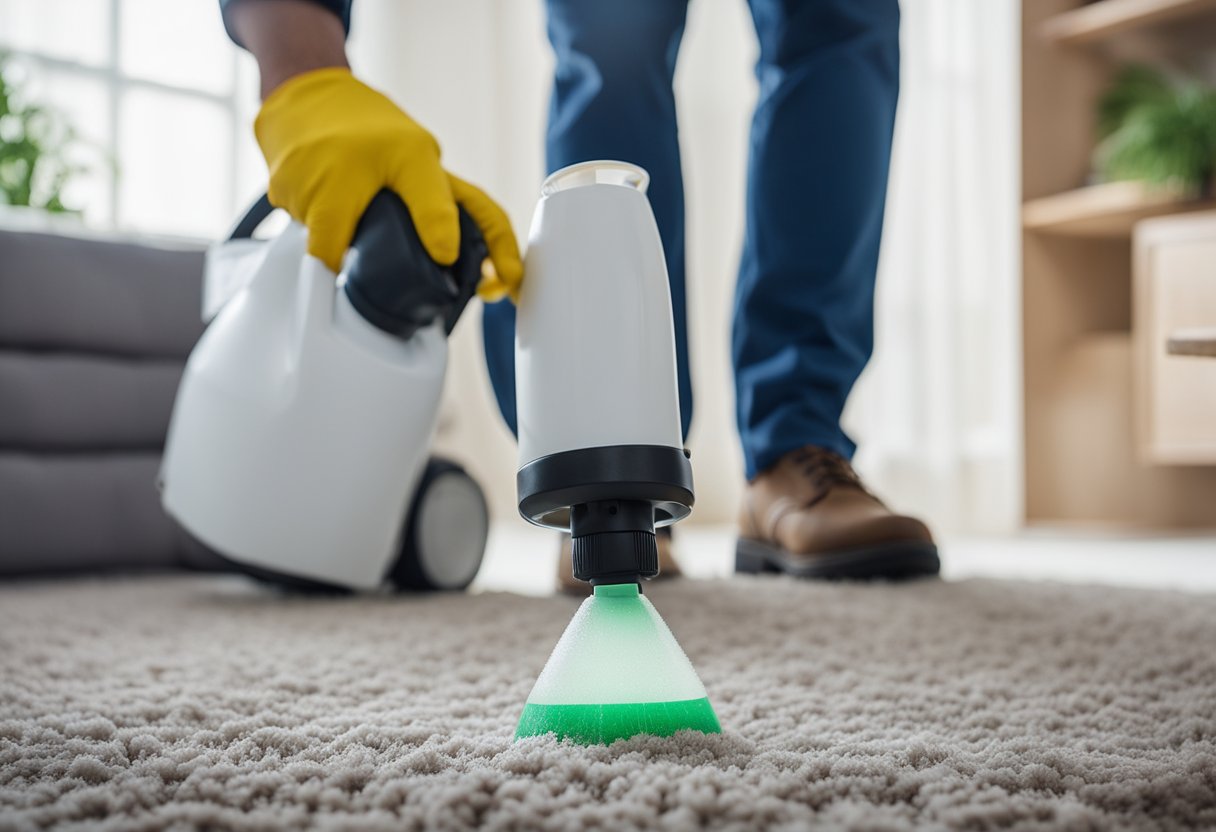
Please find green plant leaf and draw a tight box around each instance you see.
[1097,64,1173,139]
[1094,69,1216,191]
[0,53,89,212]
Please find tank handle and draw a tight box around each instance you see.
[227,193,275,240]
[342,190,486,339]
[224,190,487,340]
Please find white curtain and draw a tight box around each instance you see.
[350,0,1022,534]
[847,0,1022,534]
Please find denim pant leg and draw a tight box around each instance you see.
[734,0,900,478]
[482,0,693,440]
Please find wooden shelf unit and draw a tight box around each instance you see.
[1023,181,1216,238]
[1041,0,1216,46]
[1021,0,1216,529]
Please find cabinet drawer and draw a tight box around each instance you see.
[1134,212,1216,464]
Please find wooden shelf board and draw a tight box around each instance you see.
[1041,0,1216,45]
[1022,181,1216,238]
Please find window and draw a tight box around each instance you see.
[0,0,265,239]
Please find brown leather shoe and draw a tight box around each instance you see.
[556,528,681,596]
[738,445,939,580]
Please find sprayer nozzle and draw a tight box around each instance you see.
[514,582,721,745]
[571,531,658,585]
[570,500,659,585]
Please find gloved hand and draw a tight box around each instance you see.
[254,67,522,302]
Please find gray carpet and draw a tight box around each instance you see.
[1,574,1215,831]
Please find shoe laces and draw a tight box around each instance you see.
[790,446,863,496]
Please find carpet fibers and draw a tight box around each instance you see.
[1,575,1215,831]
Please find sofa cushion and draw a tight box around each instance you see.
[0,227,223,575]
[0,229,206,359]
[0,352,183,451]
[0,452,226,575]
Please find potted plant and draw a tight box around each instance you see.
[0,54,87,219]
[1094,64,1216,197]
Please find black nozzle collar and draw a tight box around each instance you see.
[570,500,658,585]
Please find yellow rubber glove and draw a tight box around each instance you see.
[254,67,522,302]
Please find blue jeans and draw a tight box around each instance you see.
[482,0,900,480]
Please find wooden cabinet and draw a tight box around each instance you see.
[1022,0,1216,528]
[1134,212,1216,464]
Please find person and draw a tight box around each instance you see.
[219,0,939,594]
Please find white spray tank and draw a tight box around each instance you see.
[516,161,694,586]
[512,162,718,745]
[160,191,489,591]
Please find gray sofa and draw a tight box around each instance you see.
[0,226,225,575]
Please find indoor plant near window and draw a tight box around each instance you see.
[0,54,85,215]
[1094,64,1216,196]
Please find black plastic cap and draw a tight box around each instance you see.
[572,531,659,586]
[569,499,659,585]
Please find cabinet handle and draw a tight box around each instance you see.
[1167,329,1216,358]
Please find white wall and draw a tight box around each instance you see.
[348,0,1021,535]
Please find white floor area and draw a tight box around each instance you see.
[473,522,1216,597]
